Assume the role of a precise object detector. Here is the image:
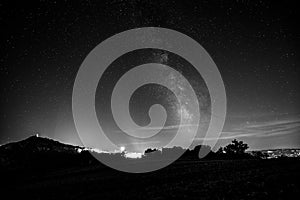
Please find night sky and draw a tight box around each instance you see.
[1,0,299,151]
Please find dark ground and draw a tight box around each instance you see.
[2,158,300,200]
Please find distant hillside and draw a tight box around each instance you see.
[0,135,82,153]
[0,135,92,170]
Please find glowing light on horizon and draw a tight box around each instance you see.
[124,152,143,159]
[120,146,125,152]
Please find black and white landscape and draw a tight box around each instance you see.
[1,0,299,199]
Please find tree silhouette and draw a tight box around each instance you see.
[223,139,249,155]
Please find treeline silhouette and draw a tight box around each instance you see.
[144,139,258,160]
[0,135,265,174]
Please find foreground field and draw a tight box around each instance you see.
[3,158,300,199]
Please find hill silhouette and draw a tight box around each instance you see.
[0,135,97,170]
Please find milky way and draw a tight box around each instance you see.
[93,48,210,152]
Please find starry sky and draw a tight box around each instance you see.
[0,0,299,151]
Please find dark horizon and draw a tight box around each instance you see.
[1,134,300,153]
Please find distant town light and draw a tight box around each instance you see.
[120,146,125,152]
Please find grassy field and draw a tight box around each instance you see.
[4,158,300,200]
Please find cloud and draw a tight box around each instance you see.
[195,117,300,141]
[136,124,199,131]
[240,118,300,138]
